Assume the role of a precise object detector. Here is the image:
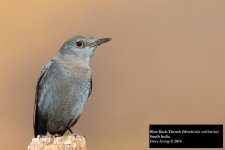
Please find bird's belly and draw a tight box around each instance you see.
[56,76,90,113]
[44,77,90,133]
[39,67,91,110]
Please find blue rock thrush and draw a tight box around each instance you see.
[33,36,111,137]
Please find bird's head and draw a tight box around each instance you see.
[60,35,111,61]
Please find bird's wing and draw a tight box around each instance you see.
[88,76,92,97]
[33,59,54,137]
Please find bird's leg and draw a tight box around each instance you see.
[68,127,74,134]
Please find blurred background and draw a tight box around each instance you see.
[0,0,225,149]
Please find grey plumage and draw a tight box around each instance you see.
[34,36,111,137]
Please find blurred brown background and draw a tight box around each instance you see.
[0,0,225,150]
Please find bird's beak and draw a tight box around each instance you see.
[94,38,111,47]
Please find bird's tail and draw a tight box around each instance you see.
[33,101,47,137]
[34,110,39,137]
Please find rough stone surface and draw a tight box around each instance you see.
[28,134,87,150]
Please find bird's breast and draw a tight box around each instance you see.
[60,58,91,78]
[57,59,91,97]
[50,61,91,117]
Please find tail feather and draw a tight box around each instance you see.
[34,107,47,137]
[34,109,39,137]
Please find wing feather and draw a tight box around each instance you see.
[33,59,54,137]
[88,76,92,97]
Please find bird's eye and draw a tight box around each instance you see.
[75,41,83,48]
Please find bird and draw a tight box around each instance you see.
[33,35,111,137]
